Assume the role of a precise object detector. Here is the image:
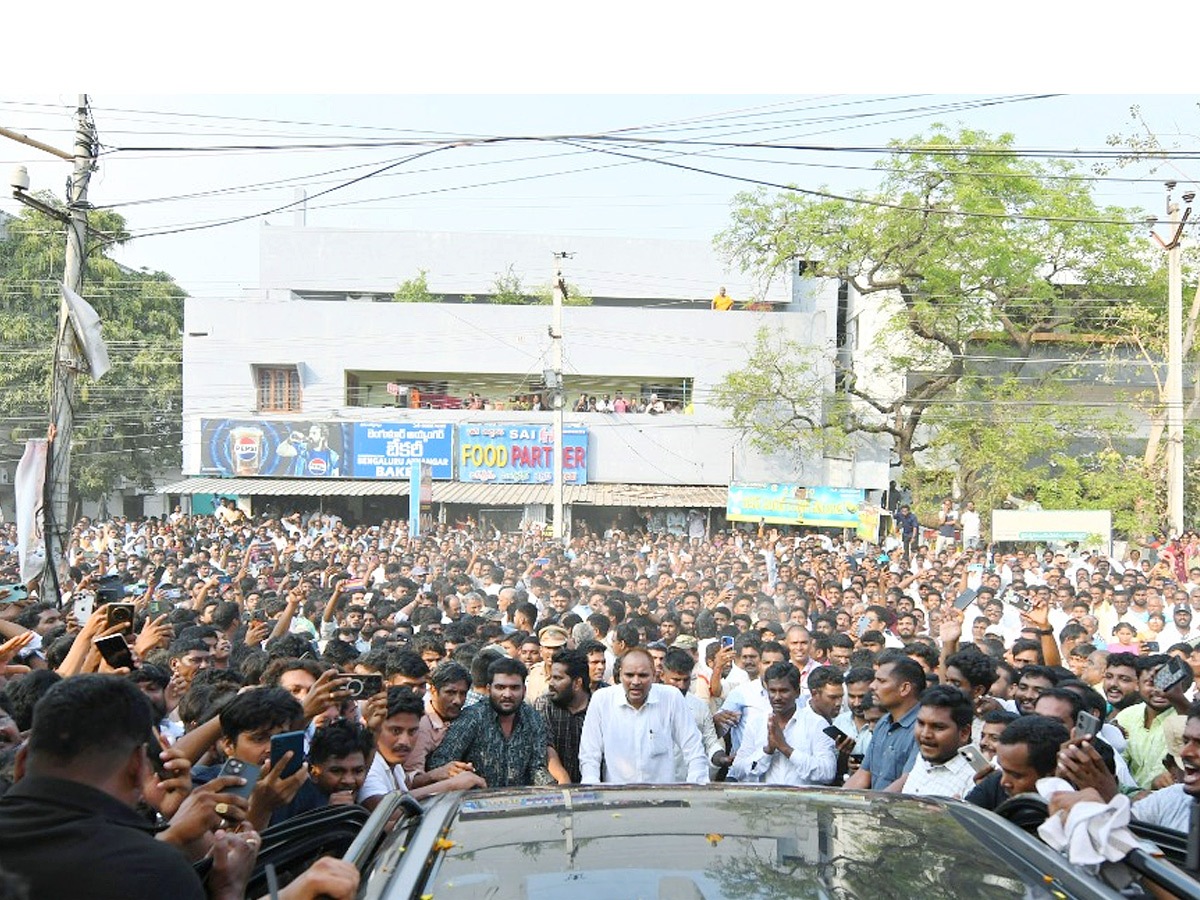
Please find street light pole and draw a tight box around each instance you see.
[1157,182,1193,538]
[551,259,566,545]
[1168,192,1184,538]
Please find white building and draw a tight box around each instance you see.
[162,225,891,532]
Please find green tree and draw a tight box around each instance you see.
[708,326,847,458]
[1035,449,1159,539]
[0,198,184,508]
[715,125,1152,512]
[488,264,529,304]
[392,269,441,303]
[912,375,1135,536]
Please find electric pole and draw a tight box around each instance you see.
[47,96,96,598]
[4,95,96,600]
[550,254,569,545]
[1155,182,1193,538]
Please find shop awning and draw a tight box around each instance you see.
[432,483,551,505]
[157,477,411,497]
[570,484,727,508]
[432,483,729,507]
[161,478,728,508]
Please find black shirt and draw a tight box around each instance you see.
[965,769,1007,811]
[270,777,329,826]
[0,775,205,900]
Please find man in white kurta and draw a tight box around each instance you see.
[579,648,708,784]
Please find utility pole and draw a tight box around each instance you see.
[1154,182,1193,538]
[5,96,96,600]
[47,96,96,599]
[550,254,569,545]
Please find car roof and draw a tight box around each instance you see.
[362,785,1126,900]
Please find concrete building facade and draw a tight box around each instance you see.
[165,226,892,530]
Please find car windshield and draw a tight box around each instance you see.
[419,787,1107,900]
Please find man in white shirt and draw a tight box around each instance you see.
[1160,605,1199,649]
[358,688,483,809]
[579,648,709,785]
[832,666,876,757]
[728,661,837,786]
[935,498,959,555]
[720,634,758,694]
[661,648,732,780]
[892,685,978,800]
[1053,703,1200,834]
[960,501,981,550]
[715,642,787,757]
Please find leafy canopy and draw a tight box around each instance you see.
[713,125,1155,522]
[393,269,442,303]
[0,198,184,502]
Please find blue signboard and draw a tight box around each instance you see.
[727,484,864,526]
[351,423,452,479]
[201,420,350,478]
[458,423,588,484]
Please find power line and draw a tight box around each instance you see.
[556,137,1164,228]
[90,146,452,246]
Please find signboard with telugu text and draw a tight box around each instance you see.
[726,483,865,527]
[350,422,452,479]
[457,423,588,484]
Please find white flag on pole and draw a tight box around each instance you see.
[15,439,48,584]
[62,284,111,380]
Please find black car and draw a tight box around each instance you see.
[326,785,1198,900]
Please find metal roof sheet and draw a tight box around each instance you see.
[161,478,728,507]
[432,483,551,505]
[157,477,411,497]
[570,484,728,508]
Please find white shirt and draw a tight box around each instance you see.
[358,751,409,804]
[676,694,724,782]
[721,664,751,693]
[902,748,978,800]
[795,658,823,697]
[961,510,981,541]
[832,709,872,756]
[1133,783,1192,832]
[1159,625,1199,648]
[579,684,709,785]
[728,703,837,786]
[719,678,772,756]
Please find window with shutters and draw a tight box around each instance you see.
[255,366,301,412]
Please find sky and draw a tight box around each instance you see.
[1,93,1197,299]
[2,0,1198,303]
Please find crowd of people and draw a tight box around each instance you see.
[1,509,1200,898]
[387,388,690,414]
[571,392,688,414]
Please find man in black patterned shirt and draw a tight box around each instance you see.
[429,656,554,787]
[536,649,591,783]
